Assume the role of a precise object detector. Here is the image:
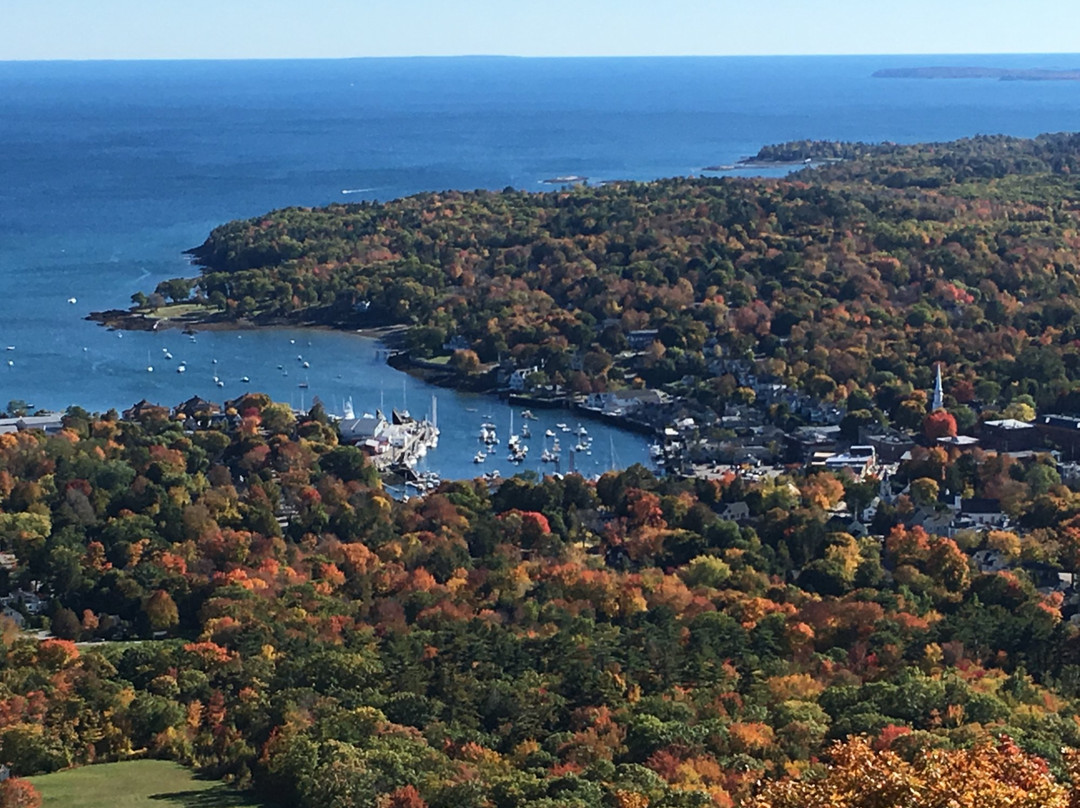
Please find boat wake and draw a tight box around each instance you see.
[341,188,374,195]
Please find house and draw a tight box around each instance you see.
[627,329,659,351]
[584,389,666,416]
[175,396,220,419]
[123,399,170,422]
[1026,563,1076,593]
[861,429,916,464]
[442,335,471,352]
[972,548,1009,574]
[1,607,24,629]
[1037,414,1080,459]
[938,435,980,450]
[1059,462,1080,488]
[0,589,44,616]
[0,414,65,435]
[339,414,388,447]
[785,425,841,462]
[823,445,877,477]
[981,418,1038,452]
[718,502,750,522]
[911,507,956,536]
[508,366,540,392]
[960,498,1008,528]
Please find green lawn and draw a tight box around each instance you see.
[150,303,217,319]
[29,760,266,808]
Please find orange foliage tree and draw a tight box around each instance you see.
[0,779,42,808]
[747,735,1076,808]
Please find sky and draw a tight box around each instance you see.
[4,0,1080,60]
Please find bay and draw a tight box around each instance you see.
[2,54,1080,479]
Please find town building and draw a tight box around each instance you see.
[981,418,1038,452]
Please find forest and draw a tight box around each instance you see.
[151,131,1080,424]
[17,132,1080,806]
[0,391,1080,806]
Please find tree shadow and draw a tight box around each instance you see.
[147,787,263,808]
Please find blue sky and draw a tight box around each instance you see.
[4,0,1080,60]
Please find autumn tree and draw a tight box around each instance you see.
[748,735,1071,808]
[923,409,958,439]
[143,590,179,632]
[0,780,42,808]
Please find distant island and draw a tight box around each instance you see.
[874,66,1080,81]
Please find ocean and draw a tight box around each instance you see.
[2,54,1080,480]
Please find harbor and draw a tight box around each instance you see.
[2,324,653,483]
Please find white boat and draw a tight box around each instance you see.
[216,380,225,388]
[164,351,173,360]
[521,410,537,420]
[521,423,531,438]
[302,361,310,369]
[541,449,554,462]
[575,442,589,452]
[176,364,186,373]
[545,429,556,438]
[649,444,663,459]
[556,423,568,430]
[474,451,486,463]
[67,297,77,304]
[241,376,250,383]
[576,424,588,436]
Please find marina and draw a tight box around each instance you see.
[0,324,653,482]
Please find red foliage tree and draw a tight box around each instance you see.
[923,409,958,439]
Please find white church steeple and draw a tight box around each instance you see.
[931,364,944,411]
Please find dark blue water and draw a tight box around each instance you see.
[2,54,1080,478]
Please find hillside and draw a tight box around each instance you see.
[134,132,1080,425]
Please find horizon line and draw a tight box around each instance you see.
[3,51,1080,64]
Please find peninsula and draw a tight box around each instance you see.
[92,132,1080,442]
[874,66,1080,81]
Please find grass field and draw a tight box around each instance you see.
[28,760,266,808]
[151,303,217,319]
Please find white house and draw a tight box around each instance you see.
[508,366,540,392]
